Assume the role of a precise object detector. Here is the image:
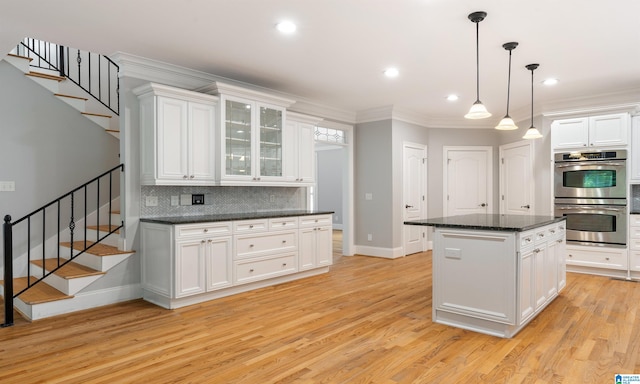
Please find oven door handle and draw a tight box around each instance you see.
[556,206,625,213]
[555,161,625,168]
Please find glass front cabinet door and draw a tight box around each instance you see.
[220,95,286,183]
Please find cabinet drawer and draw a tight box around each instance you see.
[235,231,297,259]
[630,226,640,240]
[176,222,232,238]
[299,215,332,228]
[631,215,640,226]
[534,229,548,245]
[520,231,534,249]
[234,254,297,284]
[234,219,268,233]
[630,238,640,251]
[566,247,627,270]
[269,217,299,230]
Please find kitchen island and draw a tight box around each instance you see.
[405,214,566,338]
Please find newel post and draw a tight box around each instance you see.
[2,215,14,327]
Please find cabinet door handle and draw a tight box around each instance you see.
[203,229,208,233]
[299,178,303,181]
[605,257,610,261]
[190,175,195,179]
[183,175,188,179]
[533,248,540,253]
[282,240,287,243]
[557,239,563,243]
[249,269,254,272]
[520,204,530,209]
[479,203,487,207]
[201,240,206,243]
[405,204,414,209]
[249,225,254,229]
[207,239,212,243]
[282,263,287,267]
[282,222,286,226]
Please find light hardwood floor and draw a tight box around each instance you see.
[1,231,639,383]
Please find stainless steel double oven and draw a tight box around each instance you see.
[554,150,627,247]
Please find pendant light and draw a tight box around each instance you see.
[523,63,543,139]
[464,11,491,119]
[495,42,519,130]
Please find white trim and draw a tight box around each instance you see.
[542,102,640,118]
[355,245,405,259]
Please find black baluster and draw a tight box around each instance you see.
[2,215,14,327]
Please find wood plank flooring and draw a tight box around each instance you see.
[1,231,640,383]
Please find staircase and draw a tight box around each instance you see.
[4,39,120,139]
[3,210,135,321]
[0,40,135,325]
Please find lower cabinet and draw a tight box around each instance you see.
[518,222,566,325]
[140,214,332,309]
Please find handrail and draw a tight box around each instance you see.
[2,164,124,327]
[14,38,119,116]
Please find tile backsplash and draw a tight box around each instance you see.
[141,186,307,217]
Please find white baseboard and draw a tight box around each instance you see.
[355,245,405,259]
[333,223,344,230]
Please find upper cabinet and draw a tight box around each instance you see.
[551,113,629,150]
[198,82,301,186]
[135,83,218,185]
[631,116,640,181]
[284,112,323,185]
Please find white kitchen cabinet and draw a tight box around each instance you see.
[551,113,629,150]
[629,215,640,272]
[284,112,323,185]
[299,215,333,265]
[631,116,640,181]
[140,214,332,309]
[135,83,218,185]
[197,82,294,185]
[518,223,565,325]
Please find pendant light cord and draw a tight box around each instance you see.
[530,67,534,128]
[506,49,512,116]
[475,22,480,102]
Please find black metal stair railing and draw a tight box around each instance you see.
[2,164,124,327]
[14,38,119,116]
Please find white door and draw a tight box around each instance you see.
[500,141,534,215]
[444,147,492,216]
[403,143,426,255]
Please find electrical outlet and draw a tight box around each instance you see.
[180,194,192,206]
[170,196,179,206]
[192,194,205,205]
[367,234,372,241]
[145,196,158,207]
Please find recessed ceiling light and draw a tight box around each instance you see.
[384,68,399,78]
[446,94,459,101]
[276,21,297,34]
[542,78,559,86]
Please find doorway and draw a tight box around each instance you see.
[403,142,427,255]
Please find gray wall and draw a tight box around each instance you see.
[354,119,393,248]
[0,60,120,271]
[316,148,344,227]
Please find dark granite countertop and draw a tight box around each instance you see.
[140,210,334,225]
[404,214,565,232]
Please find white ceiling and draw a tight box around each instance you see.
[2,0,639,127]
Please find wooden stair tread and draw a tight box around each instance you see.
[31,258,104,279]
[26,72,65,82]
[3,277,73,305]
[111,210,120,214]
[54,93,88,101]
[7,53,32,61]
[105,129,120,133]
[82,112,112,118]
[87,225,121,234]
[59,241,134,257]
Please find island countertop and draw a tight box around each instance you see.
[140,210,334,225]
[404,214,565,232]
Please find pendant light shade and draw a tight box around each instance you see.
[495,42,518,130]
[465,11,491,119]
[523,63,543,139]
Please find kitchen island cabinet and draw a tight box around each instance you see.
[405,214,566,338]
[140,211,332,309]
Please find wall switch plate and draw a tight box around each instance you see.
[145,196,158,207]
[0,181,15,192]
[170,196,179,206]
[180,194,192,206]
[192,194,204,205]
[367,234,372,241]
[365,193,373,200]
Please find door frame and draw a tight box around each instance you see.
[403,141,427,255]
[442,146,493,215]
[499,140,535,215]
